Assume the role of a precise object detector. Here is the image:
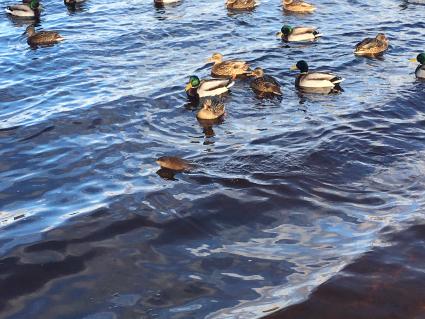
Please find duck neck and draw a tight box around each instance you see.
[26,27,36,37]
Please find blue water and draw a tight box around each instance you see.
[1,0,425,318]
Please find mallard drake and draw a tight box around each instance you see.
[5,0,40,18]
[290,60,344,93]
[197,98,225,120]
[277,25,321,42]
[409,53,425,79]
[64,0,85,6]
[25,26,64,46]
[156,156,192,172]
[354,33,389,56]
[207,53,251,79]
[283,0,315,13]
[226,0,257,10]
[154,0,180,5]
[185,75,234,98]
[250,67,282,96]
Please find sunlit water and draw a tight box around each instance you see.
[0,0,425,318]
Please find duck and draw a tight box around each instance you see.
[226,0,257,10]
[64,0,85,6]
[156,156,193,172]
[283,0,316,13]
[250,67,282,96]
[409,53,425,79]
[25,26,64,46]
[185,75,234,98]
[197,98,225,120]
[277,25,321,42]
[5,0,40,18]
[290,60,344,93]
[354,33,389,56]
[154,0,180,5]
[207,53,251,79]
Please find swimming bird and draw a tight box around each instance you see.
[354,33,389,56]
[156,156,192,172]
[277,25,321,42]
[226,0,257,10]
[185,76,234,99]
[207,53,251,79]
[250,67,282,96]
[5,0,40,18]
[283,0,316,13]
[290,60,344,93]
[409,53,425,79]
[154,0,180,5]
[25,26,64,46]
[197,98,225,120]
[64,0,85,6]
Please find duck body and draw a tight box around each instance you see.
[411,53,425,79]
[354,33,389,56]
[208,53,251,79]
[185,76,234,99]
[156,156,192,172]
[26,26,64,46]
[226,0,257,10]
[64,0,85,5]
[250,68,282,96]
[416,65,425,79]
[5,0,40,18]
[283,0,315,13]
[278,25,321,42]
[154,0,180,4]
[292,60,344,93]
[197,98,225,120]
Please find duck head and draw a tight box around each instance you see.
[290,60,309,73]
[277,25,293,38]
[376,33,388,43]
[410,53,425,65]
[25,25,36,37]
[207,53,223,64]
[250,67,265,78]
[185,75,201,97]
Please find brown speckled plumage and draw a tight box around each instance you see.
[354,33,389,56]
[26,26,64,46]
[226,0,257,10]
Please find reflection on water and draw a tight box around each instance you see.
[1,0,425,318]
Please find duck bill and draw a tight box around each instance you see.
[185,83,192,92]
[276,32,283,38]
[206,58,214,63]
[409,58,418,63]
[290,65,298,71]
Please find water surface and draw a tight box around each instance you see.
[1,0,425,318]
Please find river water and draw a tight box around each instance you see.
[1,0,425,318]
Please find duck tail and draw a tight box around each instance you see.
[226,80,235,89]
[273,89,282,96]
[331,76,344,84]
[313,31,323,38]
[5,7,12,14]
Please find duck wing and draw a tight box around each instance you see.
[292,27,316,35]
[201,79,234,91]
[30,31,63,44]
[300,72,344,87]
[355,38,376,50]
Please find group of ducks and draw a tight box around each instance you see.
[156,0,425,173]
[5,0,82,46]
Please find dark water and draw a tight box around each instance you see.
[1,0,425,318]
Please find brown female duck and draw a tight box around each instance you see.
[207,53,251,79]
